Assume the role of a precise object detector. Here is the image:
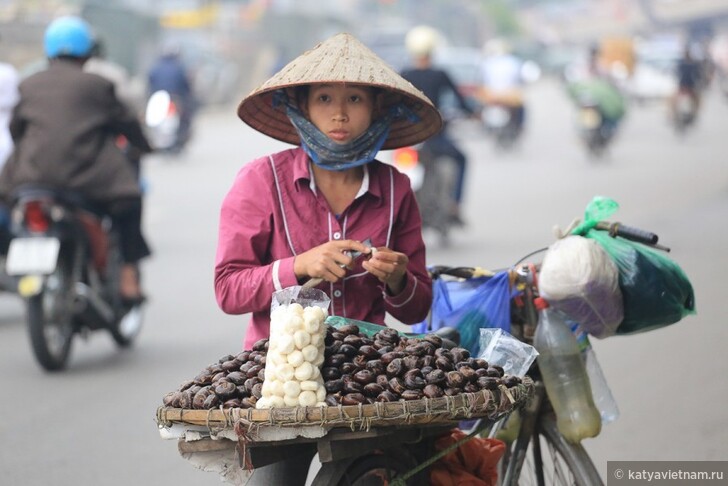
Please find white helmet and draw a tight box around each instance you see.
[405,25,442,58]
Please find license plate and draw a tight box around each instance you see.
[6,237,60,276]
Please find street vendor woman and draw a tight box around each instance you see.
[214,33,442,358]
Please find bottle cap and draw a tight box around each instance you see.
[534,297,549,311]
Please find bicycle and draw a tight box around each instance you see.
[159,220,670,486]
[423,221,665,486]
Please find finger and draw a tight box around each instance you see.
[324,260,347,280]
[362,260,387,281]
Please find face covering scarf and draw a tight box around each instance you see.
[273,90,421,171]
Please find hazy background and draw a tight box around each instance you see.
[2,1,728,484]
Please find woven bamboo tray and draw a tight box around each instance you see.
[157,376,533,436]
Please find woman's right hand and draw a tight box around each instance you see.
[293,240,372,283]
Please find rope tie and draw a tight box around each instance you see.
[234,424,255,471]
[500,384,515,405]
[374,401,383,419]
[155,406,172,428]
[205,408,216,435]
[318,405,328,427]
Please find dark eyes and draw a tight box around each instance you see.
[315,94,364,103]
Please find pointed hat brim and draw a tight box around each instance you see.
[237,33,442,150]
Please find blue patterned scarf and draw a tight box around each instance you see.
[273,90,419,171]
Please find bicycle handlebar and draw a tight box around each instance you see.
[595,221,670,252]
[595,221,657,244]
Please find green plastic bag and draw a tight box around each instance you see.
[572,197,696,334]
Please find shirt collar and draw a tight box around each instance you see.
[307,163,370,198]
[293,146,377,201]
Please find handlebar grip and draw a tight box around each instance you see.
[596,222,659,245]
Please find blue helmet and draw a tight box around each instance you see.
[44,16,93,58]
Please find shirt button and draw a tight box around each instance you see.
[333,232,341,240]
[333,290,342,298]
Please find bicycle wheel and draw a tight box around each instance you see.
[498,413,603,486]
[312,448,425,486]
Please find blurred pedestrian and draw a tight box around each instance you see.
[0,37,20,256]
[0,44,19,168]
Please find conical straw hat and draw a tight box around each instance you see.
[237,33,442,150]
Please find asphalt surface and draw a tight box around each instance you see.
[1,77,727,485]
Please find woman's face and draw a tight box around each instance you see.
[304,84,376,144]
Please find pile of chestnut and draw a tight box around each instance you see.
[322,324,521,406]
[162,323,523,411]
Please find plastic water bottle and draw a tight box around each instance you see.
[570,321,620,425]
[533,297,601,443]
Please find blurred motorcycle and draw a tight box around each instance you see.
[386,142,459,246]
[5,187,144,371]
[568,77,626,159]
[481,102,523,150]
[671,89,698,134]
[144,90,188,154]
[575,95,616,158]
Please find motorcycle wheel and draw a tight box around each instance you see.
[585,127,609,159]
[27,256,75,371]
[416,154,458,246]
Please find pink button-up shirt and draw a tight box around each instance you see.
[215,147,432,350]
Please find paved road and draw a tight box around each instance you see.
[1,77,727,484]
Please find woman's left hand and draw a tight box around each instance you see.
[362,247,408,295]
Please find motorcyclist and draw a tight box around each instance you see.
[400,25,476,226]
[479,38,526,135]
[670,41,704,122]
[0,16,152,302]
[147,42,196,152]
[566,42,626,139]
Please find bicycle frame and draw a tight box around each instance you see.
[434,263,604,486]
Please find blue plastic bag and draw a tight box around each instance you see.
[413,271,512,357]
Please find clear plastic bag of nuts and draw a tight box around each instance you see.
[256,286,331,409]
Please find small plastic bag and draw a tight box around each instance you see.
[478,328,539,378]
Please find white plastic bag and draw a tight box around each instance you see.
[538,235,623,338]
[478,328,539,378]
